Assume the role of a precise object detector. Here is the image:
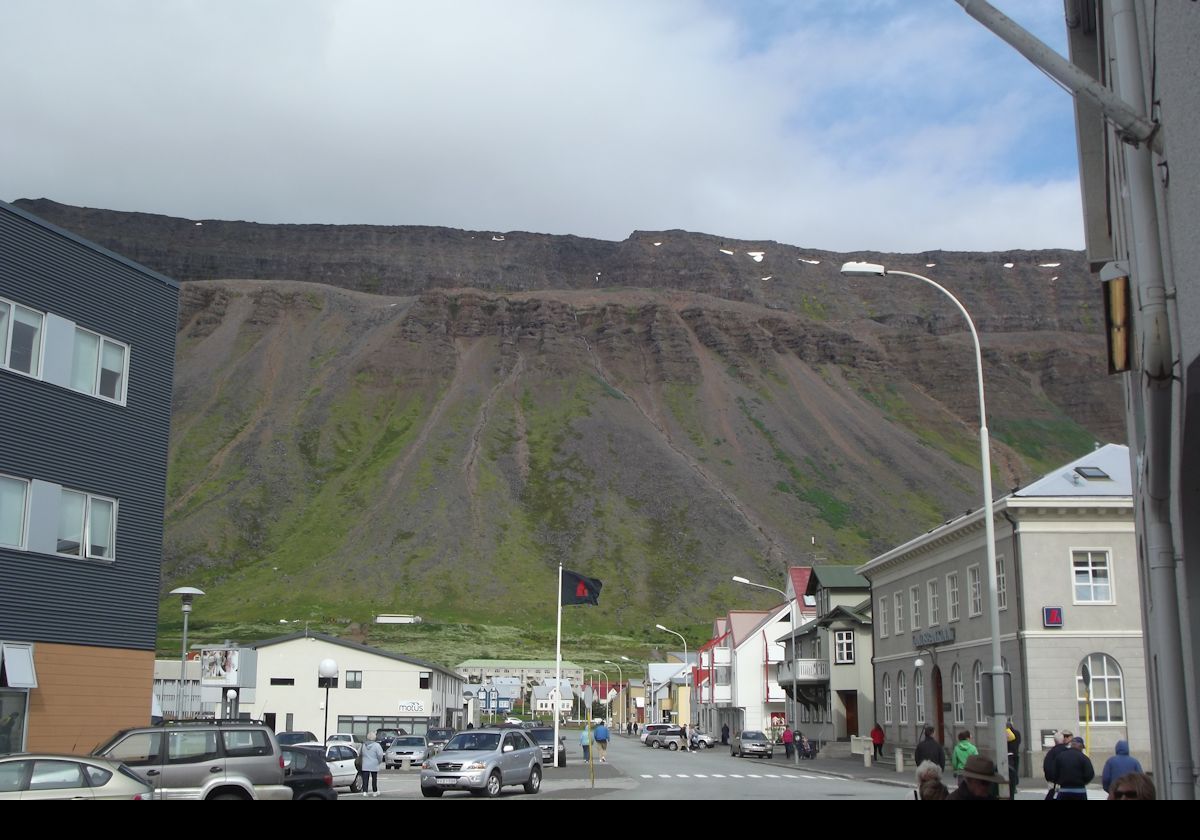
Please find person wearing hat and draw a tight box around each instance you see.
[947,754,1008,800]
[1052,736,1095,800]
[1043,729,1072,799]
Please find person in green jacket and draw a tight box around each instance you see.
[952,729,979,781]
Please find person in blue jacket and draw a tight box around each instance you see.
[1101,740,1143,793]
[594,719,610,763]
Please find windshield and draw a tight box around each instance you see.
[742,731,766,740]
[444,732,501,752]
[428,729,453,740]
[393,737,425,747]
[529,730,559,745]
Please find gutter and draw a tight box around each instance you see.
[1002,510,1033,780]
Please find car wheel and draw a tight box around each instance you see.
[668,742,679,751]
[523,766,541,794]
[696,742,707,750]
[484,771,503,798]
[350,773,361,793]
[652,741,660,749]
[421,787,443,798]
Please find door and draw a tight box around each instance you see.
[839,690,858,737]
[933,666,945,743]
[263,712,277,732]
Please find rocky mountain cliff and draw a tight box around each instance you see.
[14,199,1123,629]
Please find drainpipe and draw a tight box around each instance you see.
[1003,511,1032,780]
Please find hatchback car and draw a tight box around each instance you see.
[419,728,541,798]
[426,727,455,753]
[276,731,319,747]
[730,729,774,759]
[296,742,361,790]
[690,730,716,749]
[385,735,429,768]
[526,727,568,767]
[281,745,337,800]
[94,720,292,800]
[639,723,672,744]
[0,754,152,800]
[645,727,687,750]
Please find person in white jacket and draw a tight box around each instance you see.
[360,736,385,796]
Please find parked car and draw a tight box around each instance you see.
[296,742,360,790]
[639,723,672,744]
[93,720,292,800]
[276,731,319,747]
[419,728,542,798]
[730,729,774,759]
[690,730,715,750]
[326,732,364,747]
[281,745,337,800]
[426,727,455,752]
[374,729,402,750]
[0,753,152,800]
[527,727,568,767]
[385,736,429,768]
[645,726,687,751]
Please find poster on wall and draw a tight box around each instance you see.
[770,712,787,729]
[200,648,239,686]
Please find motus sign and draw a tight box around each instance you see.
[397,700,425,713]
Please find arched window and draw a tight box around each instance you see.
[973,661,987,724]
[898,671,909,725]
[1078,654,1125,723]
[952,663,965,725]
[914,669,925,723]
[882,673,893,724]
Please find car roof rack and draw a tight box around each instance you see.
[154,718,266,727]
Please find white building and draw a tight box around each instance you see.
[244,633,465,738]
[858,444,1149,771]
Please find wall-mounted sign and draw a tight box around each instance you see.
[912,626,955,648]
[1043,606,1064,628]
[397,700,425,713]
[200,648,239,686]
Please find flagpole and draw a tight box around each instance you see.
[553,563,563,768]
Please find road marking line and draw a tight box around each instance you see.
[730,774,744,778]
[747,774,762,778]
[693,774,708,778]
[658,774,672,778]
[710,774,726,778]
[675,774,689,778]
[765,774,780,778]
[640,774,654,779]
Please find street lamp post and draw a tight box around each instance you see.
[168,586,204,719]
[655,624,688,727]
[318,658,338,742]
[841,261,1007,763]
[594,668,610,722]
[620,655,644,726]
[733,575,799,764]
[605,660,624,731]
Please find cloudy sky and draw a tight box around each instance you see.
[1,0,1084,252]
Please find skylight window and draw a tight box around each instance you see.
[1075,466,1111,480]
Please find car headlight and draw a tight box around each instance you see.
[464,761,487,771]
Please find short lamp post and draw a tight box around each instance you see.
[169,586,204,719]
[621,655,645,725]
[656,624,688,726]
[841,261,1007,761]
[594,668,610,722]
[318,658,339,742]
[605,660,624,731]
[733,575,799,764]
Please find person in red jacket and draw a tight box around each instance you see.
[871,723,885,760]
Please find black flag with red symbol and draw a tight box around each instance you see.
[561,569,603,606]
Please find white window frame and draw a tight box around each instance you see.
[878,598,889,638]
[346,670,363,689]
[0,297,46,379]
[952,663,965,725]
[973,661,987,725]
[0,474,30,550]
[835,630,854,664]
[70,325,130,405]
[947,573,960,622]
[996,555,1008,611]
[882,673,893,725]
[910,585,921,630]
[968,565,983,617]
[898,671,909,725]
[914,668,925,723]
[928,579,939,626]
[1072,548,1115,604]
[893,592,904,634]
[55,488,118,562]
[1077,654,1126,724]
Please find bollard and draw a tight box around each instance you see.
[863,747,872,768]
[895,747,904,773]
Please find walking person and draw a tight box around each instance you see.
[360,735,385,797]
[721,723,730,745]
[870,722,885,761]
[580,722,591,763]
[594,718,610,763]
[1101,740,1143,795]
[1043,729,1072,800]
[914,725,945,770]
[952,730,978,784]
[1053,736,1095,800]
[679,721,690,753]
[1006,719,1022,800]
[782,725,794,760]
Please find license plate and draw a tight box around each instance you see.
[436,777,457,786]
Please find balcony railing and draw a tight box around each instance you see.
[777,658,830,685]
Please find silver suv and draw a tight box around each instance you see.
[93,721,292,800]
[419,728,542,798]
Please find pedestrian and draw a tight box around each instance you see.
[914,724,944,770]
[679,721,690,753]
[1006,719,1022,800]
[952,730,978,782]
[914,760,948,800]
[870,722,885,760]
[721,723,730,745]
[1053,736,1095,800]
[1108,771,1155,800]
[1043,729,1072,799]
[782,725,794,760]
[594,718,610,763]
[947,754,1007,800]
[360,735,385,797]
[1101,740,1143,794]
[580,722,591,763]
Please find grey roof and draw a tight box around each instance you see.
[1013,443,1131,497]
[808,565,869,592]
[249,632,461,681]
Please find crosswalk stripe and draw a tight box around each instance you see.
[711,774,726,778]
[747,774,762,778]
[693,774,708,778]
[640,774,654,779]
[765,774,780,778]
[658,774,672,778]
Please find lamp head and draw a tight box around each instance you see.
[318,658,339,679]
[731,575,750,584]
[914,657,925,668]
[840,261,887,276]
[655,623,668,632]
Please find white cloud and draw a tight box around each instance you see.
[0,0,1083,251]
